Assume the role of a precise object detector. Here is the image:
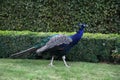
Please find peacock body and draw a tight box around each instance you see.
[10,23,87,67]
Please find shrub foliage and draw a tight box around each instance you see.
[0,0,120,33]
[0,31,119,63]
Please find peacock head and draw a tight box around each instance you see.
[78,23,88,29]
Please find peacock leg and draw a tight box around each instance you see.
[49,56,54,66]
[62,56,70,67]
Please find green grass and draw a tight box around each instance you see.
[0,59,120,80]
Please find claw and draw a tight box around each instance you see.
[65,65,70,68]
[48,63,54,67]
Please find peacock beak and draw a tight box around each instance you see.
[84,24,88,27]
[78,23,88,28]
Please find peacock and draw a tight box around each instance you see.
[10,23,87,67]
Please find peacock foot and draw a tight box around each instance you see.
[65,65,70,68]
[48,63,54,67]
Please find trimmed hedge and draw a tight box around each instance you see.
[0,30,120,63]
[0,0,120,33]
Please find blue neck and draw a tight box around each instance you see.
[70,27,84,45]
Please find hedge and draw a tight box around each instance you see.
[0,30,120,63]
[0,0,120,33]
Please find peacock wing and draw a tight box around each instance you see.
[45,34,72,49]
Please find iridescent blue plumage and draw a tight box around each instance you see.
[69,26,84,47]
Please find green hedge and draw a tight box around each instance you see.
[0,30,120,63]
[0,0,120,33]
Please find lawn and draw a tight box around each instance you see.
[0,59,120,80]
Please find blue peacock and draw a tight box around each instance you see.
[10,23,87,67]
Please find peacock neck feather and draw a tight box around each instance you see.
[70,26,84,45]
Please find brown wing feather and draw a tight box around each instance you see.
[36,34,72,53]
[46,34,72,48]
